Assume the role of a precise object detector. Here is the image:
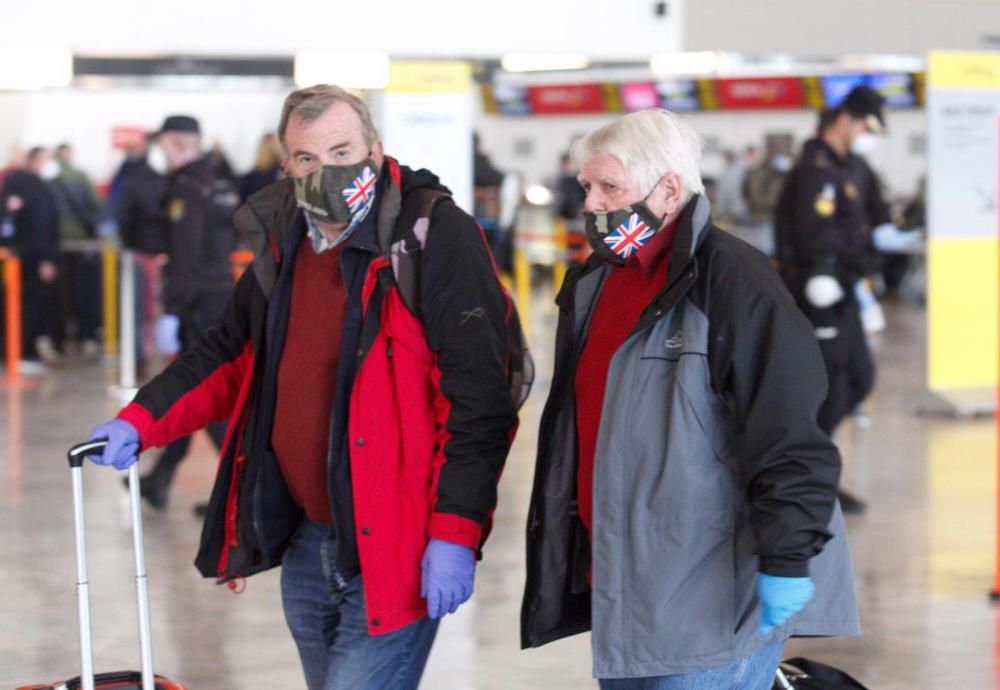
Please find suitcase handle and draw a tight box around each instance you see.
[68,440,155,690]
[68,439,109,468]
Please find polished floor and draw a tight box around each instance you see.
[1,290,997,689]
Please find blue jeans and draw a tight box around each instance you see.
[280,520,440,690]
[599,639,784,690]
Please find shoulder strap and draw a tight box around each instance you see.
[389,188,452,318]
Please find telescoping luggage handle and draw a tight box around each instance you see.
[774,667,794,689]
[67,440,155,690]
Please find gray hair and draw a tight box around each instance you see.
[278,84,379,149]
[573,109,705,201]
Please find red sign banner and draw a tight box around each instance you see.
[111,126,149,150]
[527,83,606,115]
[715,77,805,110]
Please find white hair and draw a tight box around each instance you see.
[573,109,705,201]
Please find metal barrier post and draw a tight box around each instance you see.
[2,250,21,384]
[231,249,254,282]
[119,249,136,390]
[514,243,531,339]
[102,242,118,358]
[552,218,568,293]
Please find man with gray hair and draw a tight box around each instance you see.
[521,109,859,688]
[86,85,521,689]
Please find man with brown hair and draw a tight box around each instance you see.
[86,84,519,689]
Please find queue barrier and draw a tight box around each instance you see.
[1,248,21,384]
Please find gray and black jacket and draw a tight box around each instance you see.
[521,195,859,678]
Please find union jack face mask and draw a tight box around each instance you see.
[293,157,378,228]
[583,187,666,265]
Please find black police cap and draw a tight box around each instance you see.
[152,115,201,137]
[841,86,886,133]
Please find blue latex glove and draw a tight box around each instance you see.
[154,314,181,356]
[87,419,140,470]
[421,538,476,619]
[759,574,815,635]
[872,222,922,253]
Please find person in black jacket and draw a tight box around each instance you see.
[115,148,168,371]
[773,86,887,514]
[1,147,61,374]
[132,115,240,509]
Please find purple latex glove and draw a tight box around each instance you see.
[759,573,815,635]
[87,419,140,470]
[421,538,476,619]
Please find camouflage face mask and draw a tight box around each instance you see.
[583,186,666,265]
[293,158,378,225]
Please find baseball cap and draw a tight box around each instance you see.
[152,115,201,137]
[841,86,886,134]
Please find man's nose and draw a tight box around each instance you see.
[584,191,605,213]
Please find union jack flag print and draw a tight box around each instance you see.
[604,214,654,259]
[342,166,376,213]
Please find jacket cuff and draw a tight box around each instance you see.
[759,558,810,578]
[117,402,156,451]
[428,512,483,550]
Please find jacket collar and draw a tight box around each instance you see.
[234,157,406,297]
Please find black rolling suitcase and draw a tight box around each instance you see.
[17,441,186,690]
[774,657,869,689]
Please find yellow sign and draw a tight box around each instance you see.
[927,237,999,389]
[387,61,472,94]
[928,51,1000,89]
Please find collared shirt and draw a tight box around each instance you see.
[305,202,373,254]
[574,219,679,547]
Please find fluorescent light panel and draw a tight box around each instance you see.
[501,53,590,73]
[0,46,73,90]
[294,49,390,89]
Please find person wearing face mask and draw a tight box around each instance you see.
[772,85,887,515]
[113,135,169,375]
[84,85,520,690]
[0,146,61,374]
[522,109,858,689]
[124,115,240,510]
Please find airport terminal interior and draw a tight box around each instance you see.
[2,1,1000,689]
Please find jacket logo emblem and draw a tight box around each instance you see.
[665,331,684,349]
[461,307,486,325]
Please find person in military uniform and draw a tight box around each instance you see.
[135,115,240,509]
[773,86,887,515]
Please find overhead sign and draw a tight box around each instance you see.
[714,77,805,109]
[527,83,607,115]
[486,72,925,116]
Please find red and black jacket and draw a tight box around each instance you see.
[118,159,518,635]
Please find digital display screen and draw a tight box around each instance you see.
[821,74,868,108]
[868,72,916,108]
[656,79,701,112]
[492,84,531,115]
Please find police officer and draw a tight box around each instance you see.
[773,86,887,515]
[136,115,240,509]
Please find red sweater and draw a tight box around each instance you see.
[271,240,347,524]
[574,221,677,542]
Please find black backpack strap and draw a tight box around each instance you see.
[388,188,452,319]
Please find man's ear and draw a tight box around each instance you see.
[660,172,684,217]
[371,140,385,164]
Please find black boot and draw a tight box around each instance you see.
[838,489,867,515]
